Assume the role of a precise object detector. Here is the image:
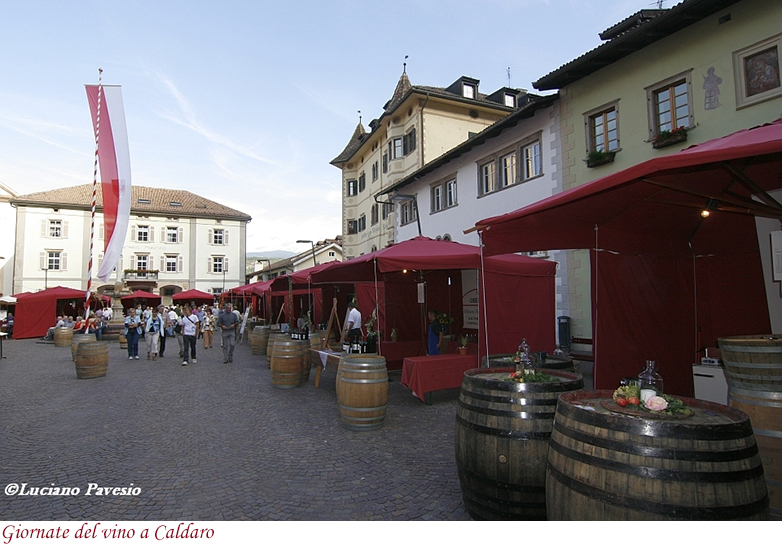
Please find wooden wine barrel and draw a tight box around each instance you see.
[71,334,96,361]
[719,335,782,519]
[546,390,769,520]
[719,335,782,391]
[480,353,575,373]
[74,341,109,379]
[728,386,782,520]
[455,368,584,520]
[53,327,73,347]
[270,339,303,388]
[267,331,289,368]
[309,331,322,352]
[118,332,127,349]
[250,326,270,355]
[336,355,388,431]
[297,339,312,383]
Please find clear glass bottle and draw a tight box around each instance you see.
[638,360,663,402]
[516,338,532,372]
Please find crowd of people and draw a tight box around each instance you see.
[42,307,112,341]
[42,301,243,366]
[123,302,241,366]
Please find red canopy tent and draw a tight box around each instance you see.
[310,237,556,365]
[268,261,343,327]
[13,286,100,339]
[220,280,274,321]
[172,289,215,306]
[120,290,162,311]
[476,117,782,396]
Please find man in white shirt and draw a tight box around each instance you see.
[346,301,362,343]
[179,305,200,366]
[43,316,65,340]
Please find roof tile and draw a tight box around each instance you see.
[11,184,251,220]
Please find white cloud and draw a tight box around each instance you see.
[154,72,282,168]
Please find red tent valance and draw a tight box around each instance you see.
[120,290,161,308]
[172,289,215,303]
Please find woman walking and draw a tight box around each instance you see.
[145,307,165,361]
[202,308,215,349]
[124,307,142,360]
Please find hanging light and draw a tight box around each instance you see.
[701,198,719,218]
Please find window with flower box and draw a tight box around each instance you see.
[646,70,693,140]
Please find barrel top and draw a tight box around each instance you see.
[341,354,387,364]
[76,340,108,348]
[463,367,583,393]
[558,390,749,427]
[719,334,782,347]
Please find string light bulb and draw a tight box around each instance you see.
[701,198,720,218]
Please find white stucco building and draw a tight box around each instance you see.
[9,184,251,304]
[332,70,527,259]
[379,94,569,319]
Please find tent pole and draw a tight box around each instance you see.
[691,243,699,363]
[374,257,381,356]
[479,233,489,367]
[593,225,599,388]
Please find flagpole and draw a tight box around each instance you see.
[86,68,104,317]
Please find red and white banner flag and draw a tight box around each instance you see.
[86,84,132,282]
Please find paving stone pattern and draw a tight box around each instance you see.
[0,337,471,520]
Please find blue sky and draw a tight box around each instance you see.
[0,0,654,256]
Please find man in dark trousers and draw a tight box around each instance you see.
[217,302,239,363]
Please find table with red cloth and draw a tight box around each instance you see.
[377,340,424,370]
[401,354,479,404]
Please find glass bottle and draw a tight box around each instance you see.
[638,360,663,402]
[516,338,532,373]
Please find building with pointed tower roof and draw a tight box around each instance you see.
[331,69,528,258]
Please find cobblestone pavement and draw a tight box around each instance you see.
[0,336,471,521]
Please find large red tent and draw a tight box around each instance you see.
[172,289,215,306]
[221,280,274,321]
[268,261,343,327]
[476,117,782,396]
[120,290,161,310]
[310,236,556,365]
[12,286,98,339]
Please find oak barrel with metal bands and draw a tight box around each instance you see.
[71,334,96,361]
[53,327,73,347]
[480,353,576,373]
[266,330,289,365]
[718,335,782,391]
[118,332,127,349]
[74,341,109,379]
[270,339,303,388]
[455,367,583,520]
[296,339,311,383]
[718,335,782,519]
[546,390,769,520]
[336,355,388,431]
[250,326,270,355]
[729,385,782,520]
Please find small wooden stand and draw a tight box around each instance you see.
[313,298,344,388]
[322,298,342,349]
